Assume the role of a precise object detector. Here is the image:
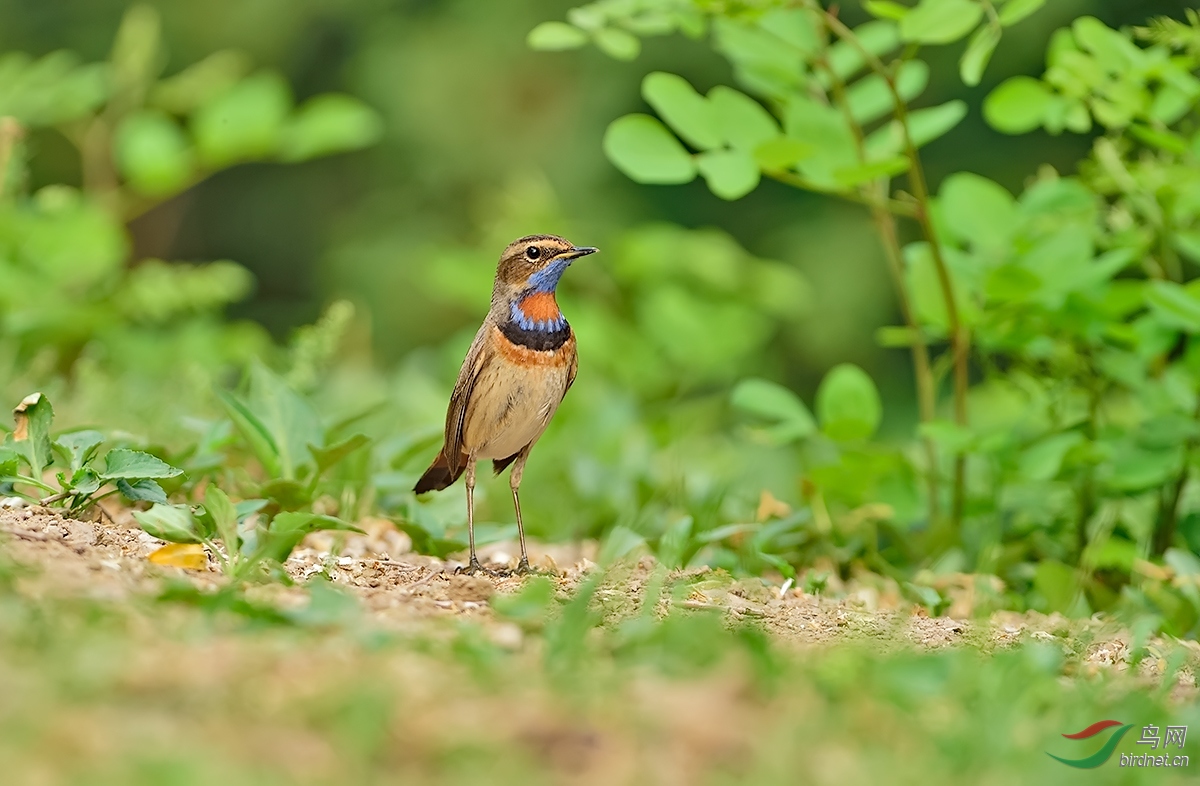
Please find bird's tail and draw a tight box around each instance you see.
[413,448,465,493]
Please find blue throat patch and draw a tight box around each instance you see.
[527,258,571,293]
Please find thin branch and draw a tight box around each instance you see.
[764,169,919,217]
[823,8,971,537]
[814,45,942,529]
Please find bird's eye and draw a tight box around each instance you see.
[525,246,541,261]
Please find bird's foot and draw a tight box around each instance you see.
[456,558,499,577]
[513,558,546,576]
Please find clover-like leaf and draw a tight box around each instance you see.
[527,21,589,50]
[642,72,721,150]
[900,0,983,44]
[815,364,883,441]
[279,94,383,162]
[603,114,697,184]
[731,378,816,444]
[696,149,760,200]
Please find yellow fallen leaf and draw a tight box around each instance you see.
[756,489,791,522]
[12,391,44,441]
[148,543,207,570]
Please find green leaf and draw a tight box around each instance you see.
[1034,560,1079,614]
[984,76,1051,133]
[960,23,1001,87]
[11,393,54,479]
[593,27,640,60]
[899,0,984,44]
[100,449,183,480]
[279,94,383,162]
[492,576,557,624]
[1019,432,1083,481]
[67,468,101,496]
[259,512,363,565]
[905,100,968,146]
[864,0,911,20]
[134,503,201,544]
[598,525,646,565]
[244,363,324,481]
[1107,446,1179,492]
[1164,548,1200,579]
[603,114,697,184]
[1071,17,1138,72]
[752,137,814,170]
[845,61,929,125]
[260,478,313,510]
[216,388,282,478]
[696,149,760,200]
[527,21,589,50]
[150,50,251,114]
[833,155,909,186]
[1175,231,1200,265]
[998,0,1045,26]
[393,520,465,559]
[642,72,721,150]
[1146,280,1200,333]
[205,485,240,555]
[235,499,269,521]
[0,447,19,478]
[815,364,883,441]
[117,478,168,504]
[731,378,816,444]
[919,420,975,453]
[782,96,858,186]
[875,325,928,348]
[309,433,370,475]
[939,172,1016,250]
[115,109,194,196]
[708,86,778,151]
[826,21,901,81]
[657,516,694,569]
[1129,124,1188,155]
[191,71,291,166]
[54,430,104,474]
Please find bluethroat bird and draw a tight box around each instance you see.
[413,235,597,575]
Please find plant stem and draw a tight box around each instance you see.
[764,170,918,217]
[0,117,24,200]
[39,490,72,506]
[822,9,970,539]
[871,199,941,525]
[14,475,56,494]
[813,47,942,528]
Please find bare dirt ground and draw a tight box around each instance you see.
[0,504,1195,694]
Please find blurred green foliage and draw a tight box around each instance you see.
[0,556,1197,784]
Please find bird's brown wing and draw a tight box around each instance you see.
[564,343,578,394]
[443,323,493,475]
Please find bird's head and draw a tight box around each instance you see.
[494,235,597,299]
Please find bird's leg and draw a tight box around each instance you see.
[510,450,534,574]
[457,458,493,576]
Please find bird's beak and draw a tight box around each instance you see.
[563,246,598,259]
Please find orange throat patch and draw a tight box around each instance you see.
[517,292,562,323]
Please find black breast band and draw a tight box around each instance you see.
[499,319,571,351]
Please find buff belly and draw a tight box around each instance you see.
[460,331,574,460]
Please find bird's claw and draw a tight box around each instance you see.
[456,558,499,577]
[513,558,545,576]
